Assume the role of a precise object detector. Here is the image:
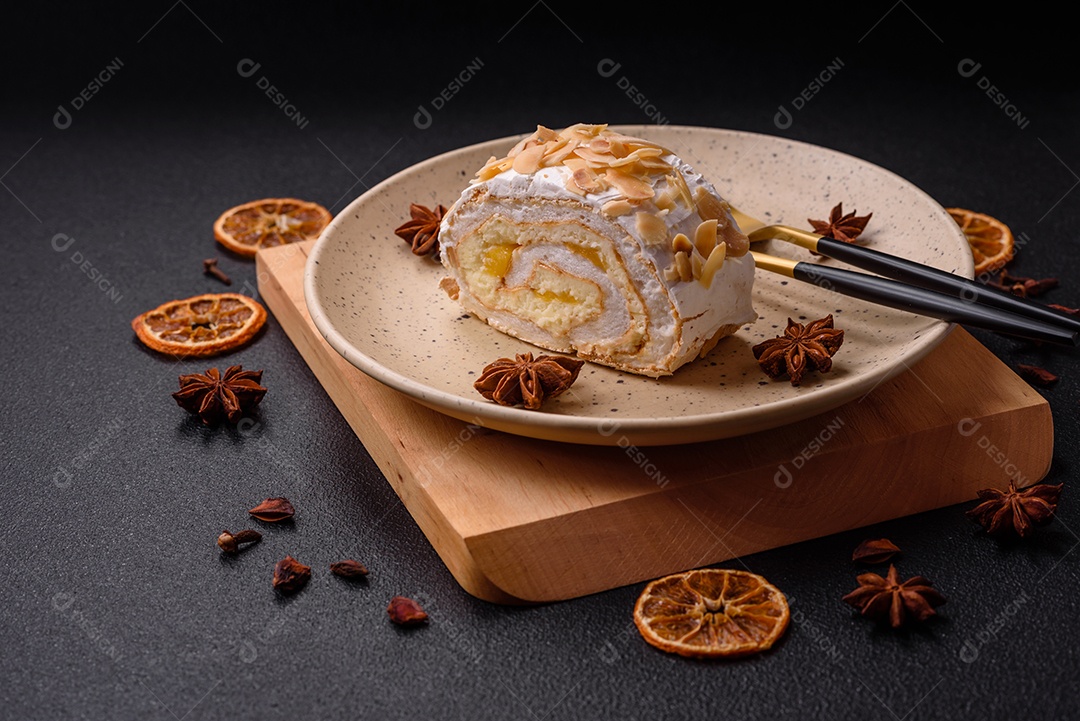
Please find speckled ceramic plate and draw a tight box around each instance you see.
[305,126,972,446]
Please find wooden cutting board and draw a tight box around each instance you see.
[258,240,1053,604]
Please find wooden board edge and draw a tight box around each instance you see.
[257,245,526,604]
[462,393,1056,602]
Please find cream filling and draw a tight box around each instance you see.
[453,215,648,358]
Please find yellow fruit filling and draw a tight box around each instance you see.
[455,215,648,352]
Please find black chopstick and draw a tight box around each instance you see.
[812,236,1080,334]
[788,261,1078,346]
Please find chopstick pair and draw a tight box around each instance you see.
[730,207,1080,347]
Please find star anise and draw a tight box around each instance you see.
[473,353,585,410]
[966,481,1063,537]
[809,202,872,243]
[751,315,844,386]
[842,564,946,628]
[172,365,267,425]
[394,202,448,256]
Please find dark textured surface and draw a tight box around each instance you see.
[3,4,1079,720]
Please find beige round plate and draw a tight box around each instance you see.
[306,126,972,446]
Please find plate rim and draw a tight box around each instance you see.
[304,125,972,445]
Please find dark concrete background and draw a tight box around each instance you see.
[3,3,1079,719]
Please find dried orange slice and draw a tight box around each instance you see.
[132,293,267,357]
[634,568,790,659]
[214,198,332,257]
[946,207,1014,274]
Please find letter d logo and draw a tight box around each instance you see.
[957,58,981,78]
[414,104,432,130]
[957,418,982,437]
[774,464,793,489]
[52,591,75,611]
[236,58,261,78]
[596,58,621,78]
[53,104,72,130]
[773,105,793,130]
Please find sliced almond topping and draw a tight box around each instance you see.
[603,132,663,150]
[512,144,547,174]
[507,134,536,158]
[675,251,693,282]
[476,157,510,181]
[439,276,460,300]
[654,188,676,212]
[563,123,608,138]
[564,174,587,196]
[605,169,654,201]
[671,232,694,254]
[535,125,558,142]
[638,157,672,172]
[691,252,704,280]
[602,199,634,217]
[563,157,588,173]
[588,137,612,153]
[663,265,681,282]
[607,155,638,169]
[699,242,728,289]
[610,147,665,168]
[608,138,629,158]
[694,219,718,257]
[636,212,669,246]
[572,166,605,193]
[541,138,574,166]
[694,186,729,225]
[668,171,694,208]
[575,147,619,167]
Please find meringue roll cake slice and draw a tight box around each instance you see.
[438,124,756,378]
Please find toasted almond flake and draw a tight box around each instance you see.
[575,147,619,167]
[476,162,505,181]
[506,135,533,158]
[671,232,693,254]
[535,125,558,142]
[601,199,633,217]
[607,155,637,168]
[675,251,693,282]
[474,155,502,180]
[588,137,612,153]
[608,138,628,158]
[638,157,672,172]
[655,188,676,212]
[691,252,704,279]
[694,186,728,224]
[694,219,718,257]
[564,174,587,196]
[563,123,608,138]
[605,169,654,200]
[610,147,665,168]
[563,157,587,173]
[573,167,605,193]
[540,138,574,166]
[663,265,681,282]
[699,242,728,288]
[636,212,669,246]
[439,276,460,300]
[512,144,546,174]
[603,132,663,150]
[668,171,694,208]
